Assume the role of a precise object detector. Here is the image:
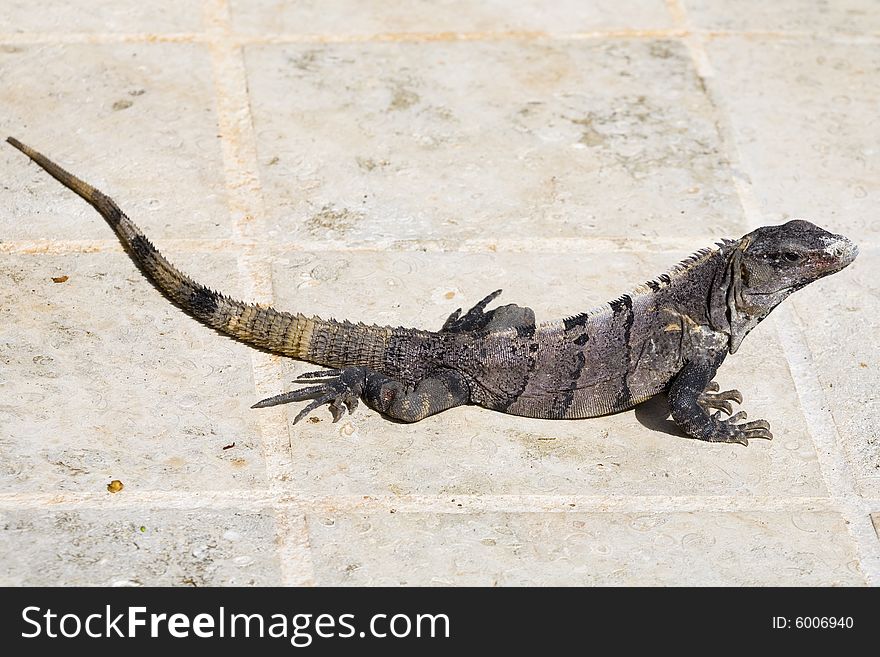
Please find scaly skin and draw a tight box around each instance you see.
[7,137,858,445]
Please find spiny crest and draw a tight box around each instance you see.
[561,239,732,326]
[628,240,731,299]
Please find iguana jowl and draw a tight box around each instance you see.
[8,137,858,445]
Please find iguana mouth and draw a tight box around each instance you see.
[815,239,858,276]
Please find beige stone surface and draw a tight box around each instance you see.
[0,43,230,240]
[246,39,745,247]
[0,1,876,586]
[0,0,203,33]
[706,37,879,240]
[0,253,267,493]
[684,0,880,34]
[229,0,674,35]
[790,248,880,498]
[307,511,863,586]
[0,508,281,585]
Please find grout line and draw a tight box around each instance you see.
[666,0,879,585]
[0,29,877,47]
[273,513,316,586]
[202,0,313,587]
[0,490,842,514]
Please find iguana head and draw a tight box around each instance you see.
[712,219,858,353]
[740,219,857,294]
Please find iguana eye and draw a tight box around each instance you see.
[782,252,800,262]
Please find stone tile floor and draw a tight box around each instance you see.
[0,1,876,585]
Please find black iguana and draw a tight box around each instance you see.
[7,137,858,445]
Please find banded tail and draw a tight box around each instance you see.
[6,137,395,370]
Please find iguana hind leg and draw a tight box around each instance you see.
[442,289,536,333]
[442,289,502,332]
[668,361,772,446]
[253,366,470,423]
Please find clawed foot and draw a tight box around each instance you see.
[697,382,772,445]
[698,381,744,416]
[252,367,366,424]
[705,410,773,446]
[442,290,502,333]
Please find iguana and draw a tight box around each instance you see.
[7,137,858,445]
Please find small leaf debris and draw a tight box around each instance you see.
[51,275,69,283]
[107,479,124,493]
[222,442,235,450]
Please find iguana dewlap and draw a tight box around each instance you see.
[8,137,858,445]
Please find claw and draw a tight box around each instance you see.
[328,401,346,423]
[297,368,343,381]
[441,289,503,332]
[293,393,336,424]
[728,390,743,405]
[709,412,773,445]
[699,386,743,417]
[445,308,462,324]
[741,419,773,440]
[251,383,328,408]
[253,367,367,424]
[701,397,733,415]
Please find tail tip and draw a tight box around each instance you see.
[6,136,26,153]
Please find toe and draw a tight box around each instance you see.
[724,389,744,405]
[293,393,335,424]
[297,369,343,381]
[747,430,773,440]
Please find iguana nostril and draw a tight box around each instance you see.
[824,239,856,262]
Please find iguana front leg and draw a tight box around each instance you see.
[668,360,773,446]
[253,367,470,423]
